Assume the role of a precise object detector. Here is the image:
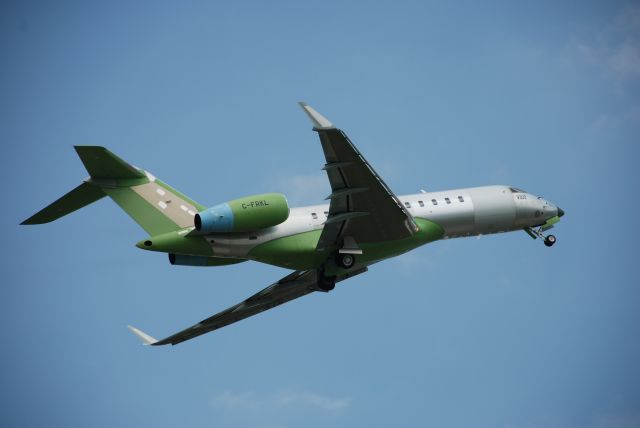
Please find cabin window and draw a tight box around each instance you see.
[445,197,451,204]
[510,187,524,193]
[458,196,464,202]
[432,199,438,206]
[311,212,318,220]
[324,211,329,217]
[404,202,411,208]
[418,200,424,207]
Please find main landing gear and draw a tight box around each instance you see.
[335,253,356,269]
[318,273,336,292]
[317,253,358,292]
[525,226,557,247]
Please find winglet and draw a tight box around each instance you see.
[298,102,335,129]
[127,325,158,346]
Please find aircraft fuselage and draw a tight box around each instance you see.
[196,185,560,272]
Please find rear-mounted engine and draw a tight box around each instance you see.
[194,192,289,233]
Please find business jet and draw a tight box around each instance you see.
[22,103,564,346]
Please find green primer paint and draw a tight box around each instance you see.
[358,217,444,261]
[74,146,147,180]
[248,229,328,270]
[227,193,289,232]
[325,217,444,275]
[248,217,444,271]
[21,182,106,225]
[544,215,561,228]
[136,229,213,256]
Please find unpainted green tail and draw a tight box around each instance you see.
[21,146,205,236]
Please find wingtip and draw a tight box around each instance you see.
[20,217,44,225]
[298,102,334,129]
[127,325,159,346]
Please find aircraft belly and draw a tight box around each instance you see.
[206,213,315,259]
[247,217,444,271]
[247,229,327,270]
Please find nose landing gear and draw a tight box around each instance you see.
[544,235,556,247]
[525,226,557,247]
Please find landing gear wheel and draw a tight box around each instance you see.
[335,253,356,269]
[318,274,336,292]
[544,235,556,247]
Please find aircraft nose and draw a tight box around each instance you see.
[557,207,565,218]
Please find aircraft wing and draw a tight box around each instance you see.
[299,102,419,251]
[128,267,367,346]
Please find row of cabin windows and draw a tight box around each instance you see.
[311,211,330,220]
[311,197,466,219]
[403,196,465,209]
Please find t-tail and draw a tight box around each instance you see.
[21,146,245,266]
[21,146,205,235]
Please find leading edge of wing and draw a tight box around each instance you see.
[127,267,368,346]
[298,102,419,247]
[128,270,318,346]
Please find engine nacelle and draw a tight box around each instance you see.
[194,192,289,233]
[169,253,247,267]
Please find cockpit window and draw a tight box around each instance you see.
[510,187,525,193]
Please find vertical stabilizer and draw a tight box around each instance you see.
[22,146,206,236]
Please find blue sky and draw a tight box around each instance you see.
[2,1,639,427]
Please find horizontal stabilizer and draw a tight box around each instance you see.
[75,146,146,179]
[22,146,205,235]
[127,325,159,346]
[21,182,106,225]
